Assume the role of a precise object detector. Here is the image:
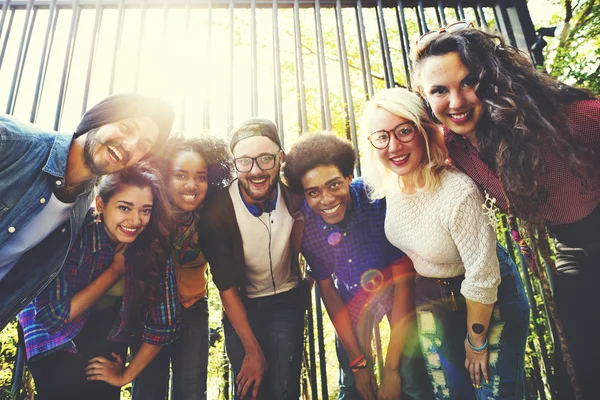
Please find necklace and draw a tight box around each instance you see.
[463,141,499,232]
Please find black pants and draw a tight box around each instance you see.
[550,206,600,400]
[26,306,128,400]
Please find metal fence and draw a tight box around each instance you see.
[1,0,551,399]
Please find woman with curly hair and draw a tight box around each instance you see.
[285,132,432,400]
[18,164,179,400]
[132,134,233,400]
[361,88,529,400]
[412,24,600,399]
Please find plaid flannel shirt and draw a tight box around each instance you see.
[18,210,180,360]
[301,178,405,324]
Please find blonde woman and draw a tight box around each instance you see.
[360,88,529,400]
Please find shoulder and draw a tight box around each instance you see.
[563,99,600,134]
[438,167,480,196]
[280,182,304,213]
[0,115,61,144]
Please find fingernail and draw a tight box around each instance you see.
[486,379,489,384]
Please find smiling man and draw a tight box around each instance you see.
[284,132,433,400]
[0,93,174,330]
[200,118,306,400]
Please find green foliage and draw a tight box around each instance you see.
[543,0,600,94]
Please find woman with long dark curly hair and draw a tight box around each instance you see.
[412,23,600,399]
[18,164,179,400]
[132,134,233,400]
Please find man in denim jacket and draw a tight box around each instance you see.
[0,93,174,330]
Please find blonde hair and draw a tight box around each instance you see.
[360,88,448,199]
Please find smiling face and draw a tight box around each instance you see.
[168,150,209,212]
[96,184,153,244]
[370,107,426,181]
[418,52,484,143]
[83,116,160,175]
[233,136,282,205]
[301,164,353,225]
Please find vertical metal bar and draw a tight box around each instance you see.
[314,285,329,400]
[293,0,307,133]
[132,0,148,92]
[6,0,33,114]
[336,0,360,176]
[0,9,15,69]
[271,0,284,142]
[30,0,58,123]
[227,0,234,133]
[306,290,319,400]
[54,0,81,131]
[204,0,212,129]
[108,0,125,95]
[477,2,488,28]
[179,0,190,130]
[314,0,332,129]
[250,0,258,116]
[417,0,428,33]
[158,0,169,96]
[376,0,394,89]
[7,1,36,115]
[434,3,442,27]
[81,0,103,115]
[437,1,446,26]
[355,0,373,99]
[0,0,11,43]
[457,0,466,20]
[395,0,412,88]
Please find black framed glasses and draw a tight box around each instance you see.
[368,122,417,149]
[416,21,474,49]
[233,153,278,173]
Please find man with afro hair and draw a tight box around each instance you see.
[285,132,432,400]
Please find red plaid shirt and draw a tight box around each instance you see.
[445,99,600,225]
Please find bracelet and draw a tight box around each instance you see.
[350,357,368,373]
[349,354,366,369]
[466,332,488,351]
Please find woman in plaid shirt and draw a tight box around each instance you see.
[412,25,600,399]
[18,164,180,400]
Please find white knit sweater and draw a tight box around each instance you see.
[385,168,500,304]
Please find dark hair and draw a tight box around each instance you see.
[97,164,175,318]
[284,132,356,194]
[152,133,234,204]
[413,28,596,223]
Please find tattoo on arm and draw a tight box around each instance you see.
[472,323,485,334]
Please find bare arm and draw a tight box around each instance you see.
[67,243,127,322]
[220,286,266,400]
[319,277,378,400]
[379,256,415,400]
[464,299,494,387]
[85,342,161,386]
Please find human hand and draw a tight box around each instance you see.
[354,368,378,400]
[236,349,267,400]
[85,352,126,387]
[378,367,401,400]
[109,243,128,276]
[464,339,489,388]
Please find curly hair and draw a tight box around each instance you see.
[97,163,175,320]
[413,28,596,223]
[284,132,356,194]
[360,88,448,199]
[153,133,234,203]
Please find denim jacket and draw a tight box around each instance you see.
[0,115,95,330]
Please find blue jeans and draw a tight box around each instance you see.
[223,287,305,400]
[132,297,209,400]
[415,244,530,400]
[335,323,434,400]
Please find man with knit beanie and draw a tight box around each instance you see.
[200,118,306,400]
[0,93,175,330]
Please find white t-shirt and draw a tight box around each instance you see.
[230,182,299,298]
[0,193,74,280]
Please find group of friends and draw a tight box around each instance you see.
[0,23,598,400]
